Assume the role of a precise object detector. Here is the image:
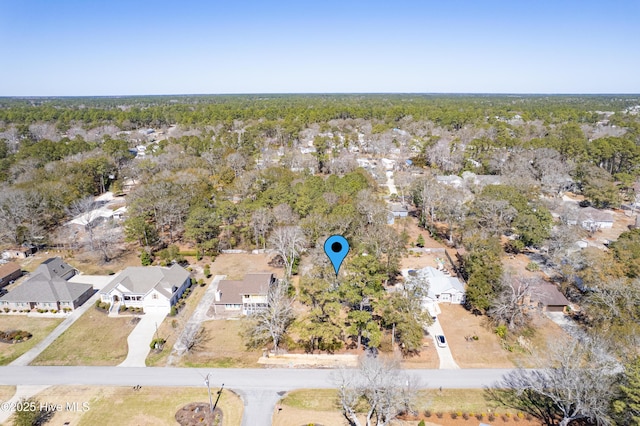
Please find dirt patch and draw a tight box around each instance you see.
[437,304,515,368]
[272,406,346,426]
[70,248,141,275]
[209,253,282,280]
[175,402,222,426]
[401,337,439,369]
[507,312,569,368]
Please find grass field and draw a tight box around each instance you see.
[181,319,263,368]
[276,388,537,426]
[0,386,16,402]
[0,316,62,365]
[280,388,505,413]
[20,386,243,426]
[31,309,136,366]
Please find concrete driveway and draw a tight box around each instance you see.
[167,275,225,365]
[426,316,460,369]
[68,274,116,290]
[118,311,168,367]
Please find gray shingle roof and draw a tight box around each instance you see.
[100,264,190,297]
[0,272,91,303]
[36,257,76,280]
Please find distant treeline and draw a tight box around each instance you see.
[1,94,639,129]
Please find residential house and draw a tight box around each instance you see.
[517,281,570,313]
[0,257,92,312]
[213,273,276,316]
[0,262,22,288]
[388,202,409,218]
[404,267,465,315]
[99,264,191,314]
[2,246,36,260]
[436,175,463,188]
[381,158,396,170]
[566,206,614,231]
[535,283,570,312]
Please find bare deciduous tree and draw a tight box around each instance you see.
[272,203,299,226]
[251,208,273,249]
[243,279,294,354]
[226,152,247,178]
[0,188,46,246]
[413,174,445,232]
[488,338,620,426]
[94,219,123,263]
[67,196,102,251]
[489,271,544,331]
[268,226,306,277]
[469,197,517,237]
[333,354,419,426]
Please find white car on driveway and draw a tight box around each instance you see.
[436,335,447,348]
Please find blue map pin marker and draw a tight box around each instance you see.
[324,235,350,276]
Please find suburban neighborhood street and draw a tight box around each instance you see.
[0,365,515,426]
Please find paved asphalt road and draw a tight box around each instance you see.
[0,366,514,426]
[0,366,512,389]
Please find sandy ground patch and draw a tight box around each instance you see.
[209,252,283,280]
[437,304,514,368]
[272,406,349,426]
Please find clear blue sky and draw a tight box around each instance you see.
[1,0,639,95]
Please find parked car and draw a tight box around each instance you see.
[436,335,447,348]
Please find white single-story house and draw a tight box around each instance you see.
[99,264,191,313]
[381,158,396,170]
[403,266,465,315]
[567,206,614,231]
[2,246,36,260]
[0,257,93,312]
[214,273,276,316]
[436,175,463,188]
[388,202,409,218]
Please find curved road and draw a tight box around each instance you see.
[0,366,514,426]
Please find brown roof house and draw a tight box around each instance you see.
[0,262,22,289]
[516,280,570,313]
[99,264,191,314]
[0,257,92,313]
[214,273,276,316]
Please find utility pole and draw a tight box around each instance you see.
[204,373,213,412]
